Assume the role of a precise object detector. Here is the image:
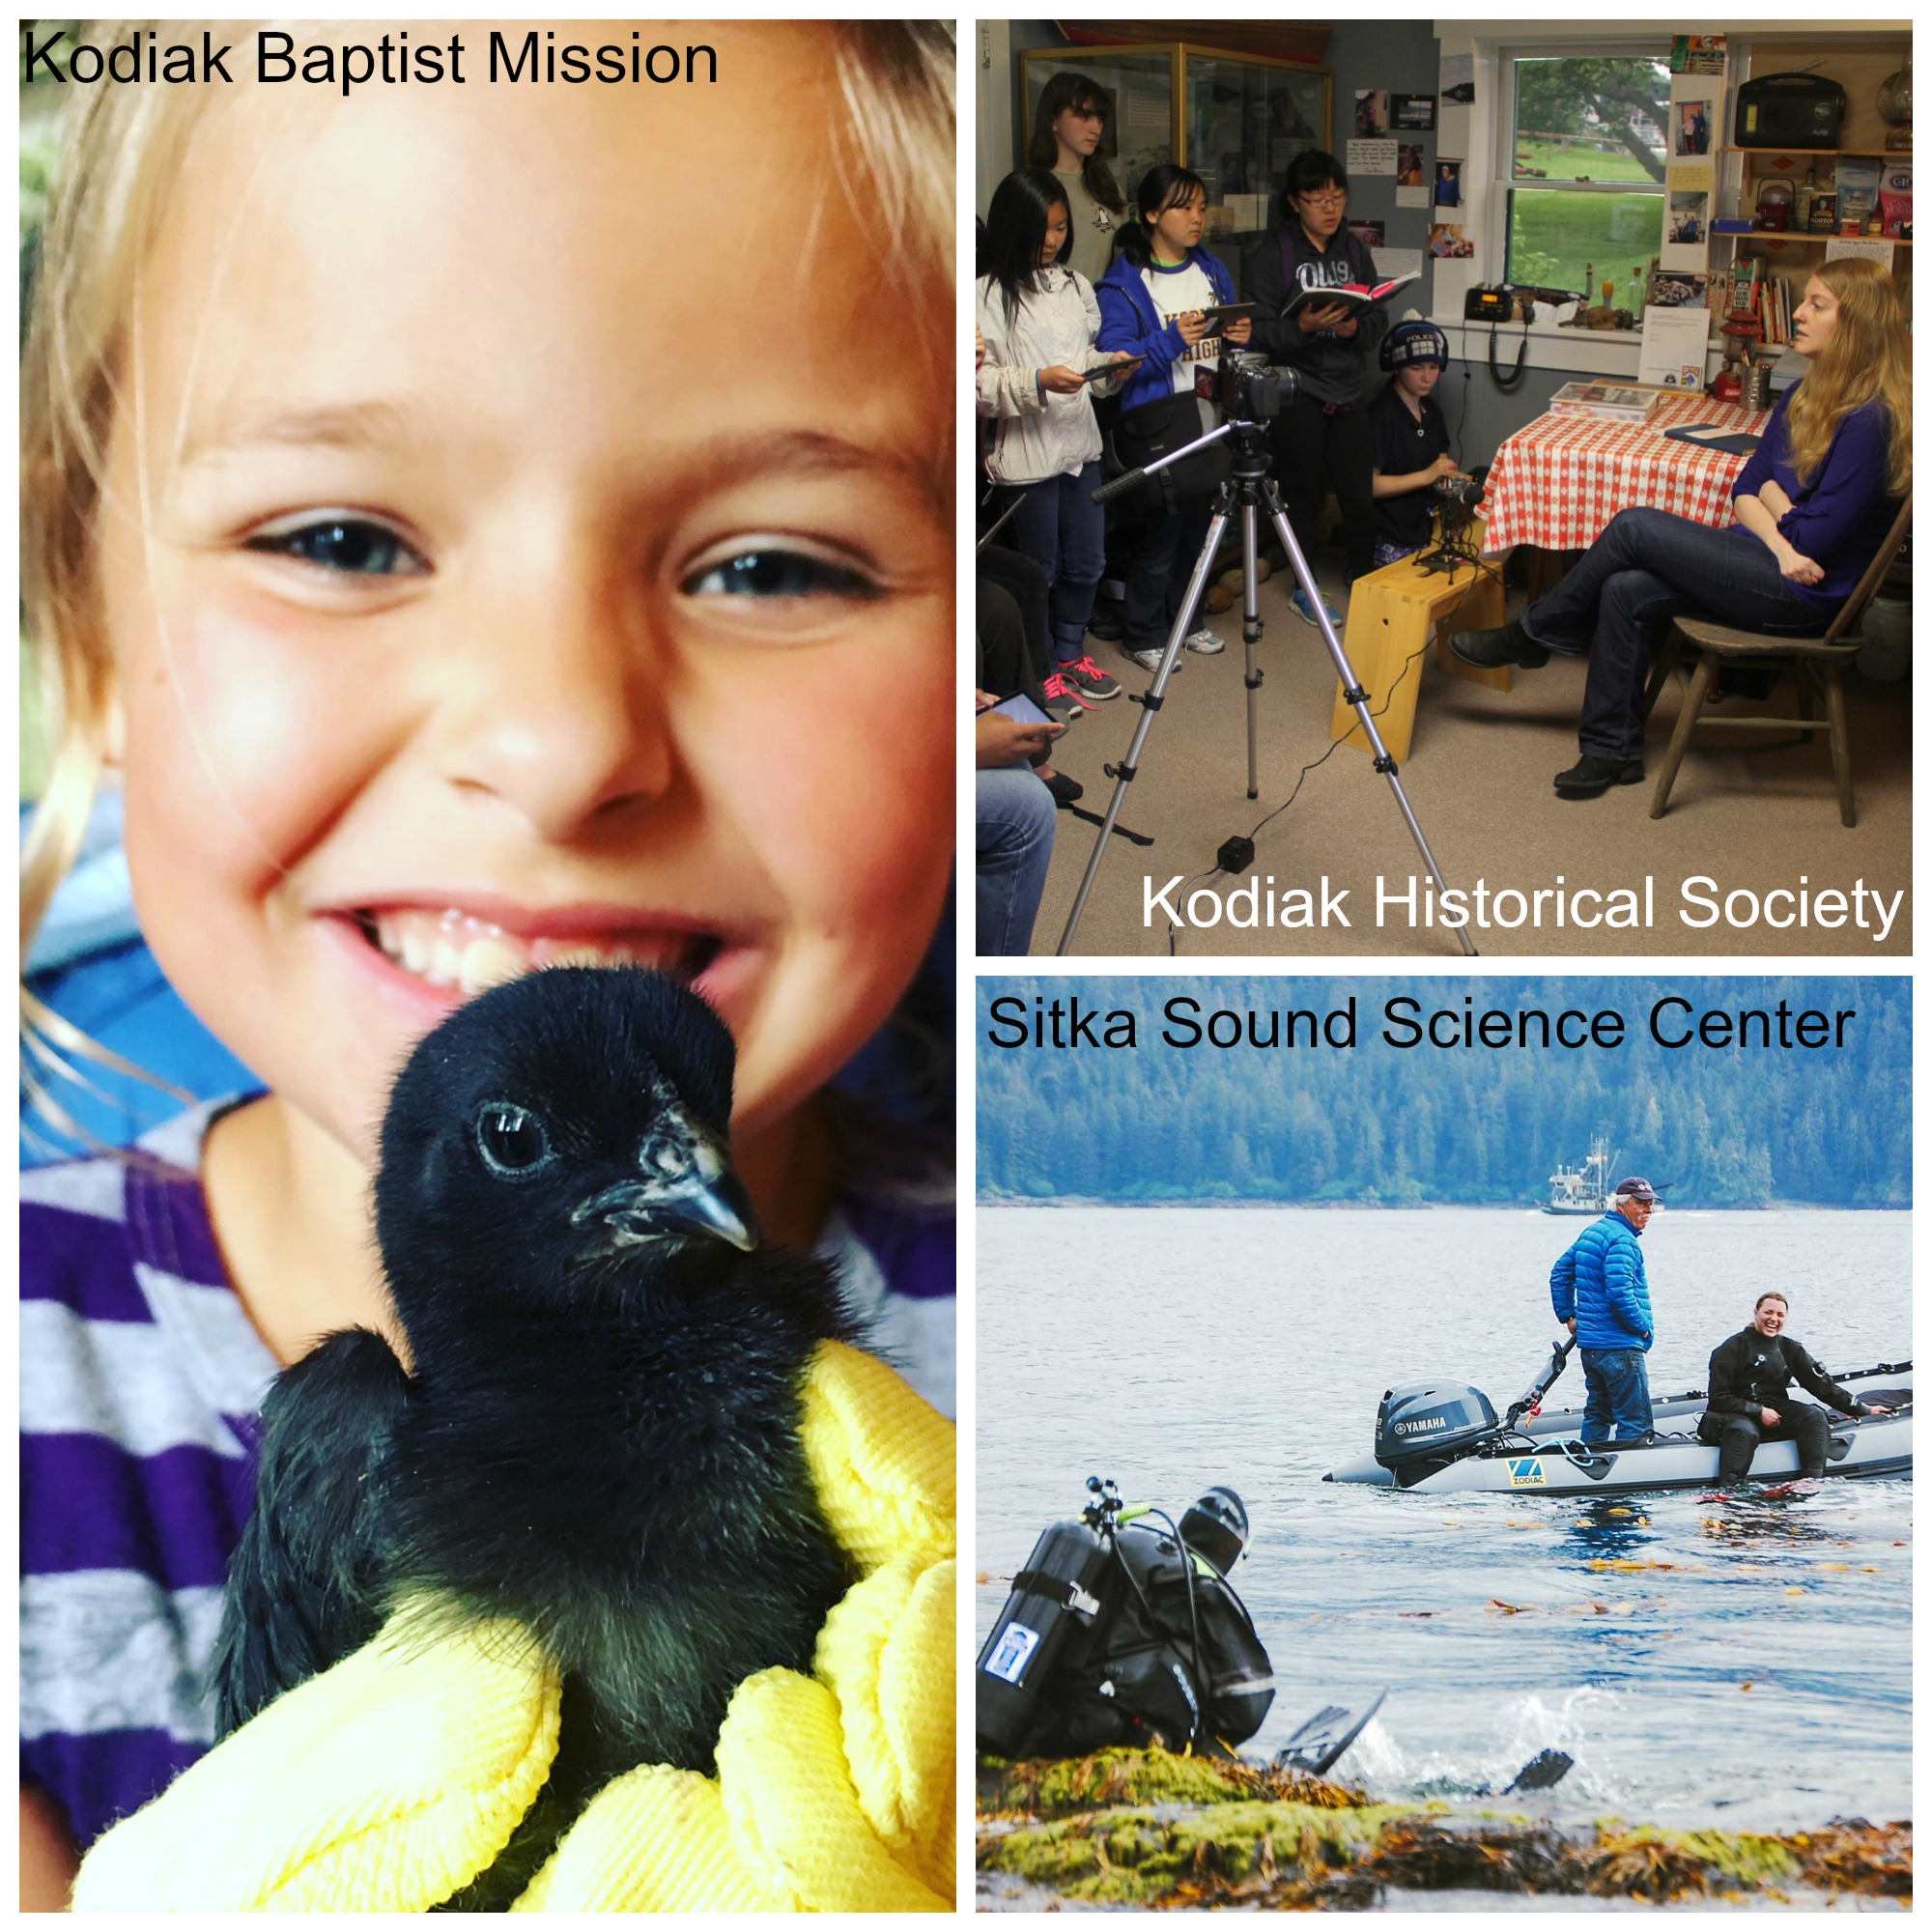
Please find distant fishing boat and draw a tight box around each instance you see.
[1543,1137,1614,1215]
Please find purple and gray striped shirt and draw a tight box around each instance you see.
[20,1101,953,1851]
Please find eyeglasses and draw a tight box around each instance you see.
[1298,190,1348,208]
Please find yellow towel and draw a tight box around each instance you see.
[71,1341,955,1914]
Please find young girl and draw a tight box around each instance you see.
[1451,258,1911,798]
[1024,69,1126,288]
[1241,150,1389,622]
[1095,164,1253,671]
[977,166,1133,714]
[1369,321,1471,566]
[19,21,954,1907]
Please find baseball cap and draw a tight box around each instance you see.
[1614,1177,1657,1203]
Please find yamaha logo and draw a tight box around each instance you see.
[1396,1415,1449,1435]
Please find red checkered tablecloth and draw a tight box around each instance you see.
[1480,393,1771,554]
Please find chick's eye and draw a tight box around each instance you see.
[476,1103,553,1178]
[246,518,427,578]
[683,549,880,602]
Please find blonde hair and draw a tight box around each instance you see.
[19,20,955,1144]
[1783,257,1911,496]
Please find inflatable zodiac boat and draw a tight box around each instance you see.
[1325,1338,1912,1496]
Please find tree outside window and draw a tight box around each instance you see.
[1508,53,1670,295]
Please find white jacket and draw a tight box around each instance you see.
[975,268,1122,486]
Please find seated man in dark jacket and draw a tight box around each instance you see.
[1697,1292,1890,1481]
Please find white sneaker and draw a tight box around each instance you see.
[1184,627,1227,655]
[1121,641,1181,672]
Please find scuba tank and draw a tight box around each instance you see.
[977,1479,1275,1758]
[975,1515,1114,1757]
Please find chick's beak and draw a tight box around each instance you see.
[570,1116,760,1254]
[572,1167,759,1253]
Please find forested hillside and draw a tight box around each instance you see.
[977,977,1909,1208]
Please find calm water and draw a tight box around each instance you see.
[977,1206,1911,1832]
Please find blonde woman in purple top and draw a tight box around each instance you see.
[1452,258,1909,798]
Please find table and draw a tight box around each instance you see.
[1480,393,1772,554]
[1329,529,1508,764]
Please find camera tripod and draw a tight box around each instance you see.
[1056,412,1478,957]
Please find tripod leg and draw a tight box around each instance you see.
[1259,479,1479,959]
[1241,503,1262,801]
[1056,497,1232,954]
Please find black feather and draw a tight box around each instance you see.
[211,968,858,1909]
[210,1328,408,1738]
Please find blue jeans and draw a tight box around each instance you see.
[976,766,1056,955]
[1579,1347,1654,1443]
[1521,506,1824,763]
[1004,464,1107,665]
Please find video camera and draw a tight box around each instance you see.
[976,1476,1276,1759]
[1194,351,1299,423]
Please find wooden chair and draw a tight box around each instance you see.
[1643,495,1911,827]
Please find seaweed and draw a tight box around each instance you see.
[976,1748,1913,1907]
[979,1745,1365,1819]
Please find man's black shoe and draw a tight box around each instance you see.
[1086,603,1124,642]
[1553,754,1646,798]
[1448,618,1549,669]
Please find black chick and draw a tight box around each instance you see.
[210,967,857,1909]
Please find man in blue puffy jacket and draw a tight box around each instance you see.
[1548,1177,1658,1442]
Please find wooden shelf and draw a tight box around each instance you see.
[1719,147,1910,157]
[1717,234,1912,248]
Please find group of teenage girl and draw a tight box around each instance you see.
[976,70,1463,716]
[980,68,1911,812]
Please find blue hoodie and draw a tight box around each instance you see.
[1095,246,1237,414]
[1548,1210,1653,1351]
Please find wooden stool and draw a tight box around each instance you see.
[1329,535,1509,763]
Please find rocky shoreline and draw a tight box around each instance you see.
[977,1749,1913,1910]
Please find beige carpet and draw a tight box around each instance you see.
[1030,550,1911,958]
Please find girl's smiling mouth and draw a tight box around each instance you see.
[342,904,726,999]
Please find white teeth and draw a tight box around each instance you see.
[364,908,706,994]
[459,936,526,995]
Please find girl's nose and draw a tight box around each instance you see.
[434,566,677,842]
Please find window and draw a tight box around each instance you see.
[1503,49,1669,299]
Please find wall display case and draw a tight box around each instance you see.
[1019,43,1331,240]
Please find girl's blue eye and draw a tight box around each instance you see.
[685,550,879,601]
[247,519,425,577]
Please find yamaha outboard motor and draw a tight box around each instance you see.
[977,1477,1275,1759]
[1374,1380,1500,1478]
